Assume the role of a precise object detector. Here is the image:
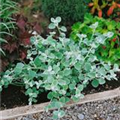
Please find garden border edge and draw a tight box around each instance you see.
[0,87,120,120]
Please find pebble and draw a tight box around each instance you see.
[13,97,120,120]
[77,113,85,120]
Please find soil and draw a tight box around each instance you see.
[1,86,49,110]
[1,72,120,110]
[83,72,120,94]
[1,86,28,110]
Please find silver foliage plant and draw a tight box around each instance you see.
[0,17,119,119]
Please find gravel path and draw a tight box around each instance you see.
[15,96,120,120]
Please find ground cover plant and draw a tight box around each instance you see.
[71,13,120,64]
[41,0,91,24]
[0,0,120,120]
[0,17,119,119]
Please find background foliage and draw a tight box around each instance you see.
[0,0,48,72]
[0,0,17,55]
[42,0,91,24]
[88,0,120,18]
[71,13,120,64]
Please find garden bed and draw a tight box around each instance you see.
[1,72,120,111]
[0,87,120,120]
[1,0,120,120]
[1,78,120,110]
[1,72,120,118]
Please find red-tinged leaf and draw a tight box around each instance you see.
[88,3,94,7]
[102,46,106,49]
[23,38,30,45]
[3,42,17,53]
[112,2,117,8]
[20,50,27,60]
[17,18,26,31]
[20,31,32,39]
[117,4,120,8]
[0,59,9,72]
[10,43,17,53]
[98,10,102,18]
[91,7,95,14]
[112,38,117,42]
[107,6,115,16]
[19,31,32,45]
[33,23,42,34]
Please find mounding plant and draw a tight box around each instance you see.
[0,17,119,119]
[41,0,91,24]
[71,13,120,64]
[0,0,17,55]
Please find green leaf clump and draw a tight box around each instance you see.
[0,17,119,119]
[41,0,91,24]
[71,13,120,64]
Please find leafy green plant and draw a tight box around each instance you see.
[41,0,91,24]
[0,17,119,119]
[88,0,120,18]
[71,13,120,64]
[0,0,17,55]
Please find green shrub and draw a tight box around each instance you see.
[0,0,17,55]
[0,17,119,119]
[71,13,120,64]
[41,0,91,24]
